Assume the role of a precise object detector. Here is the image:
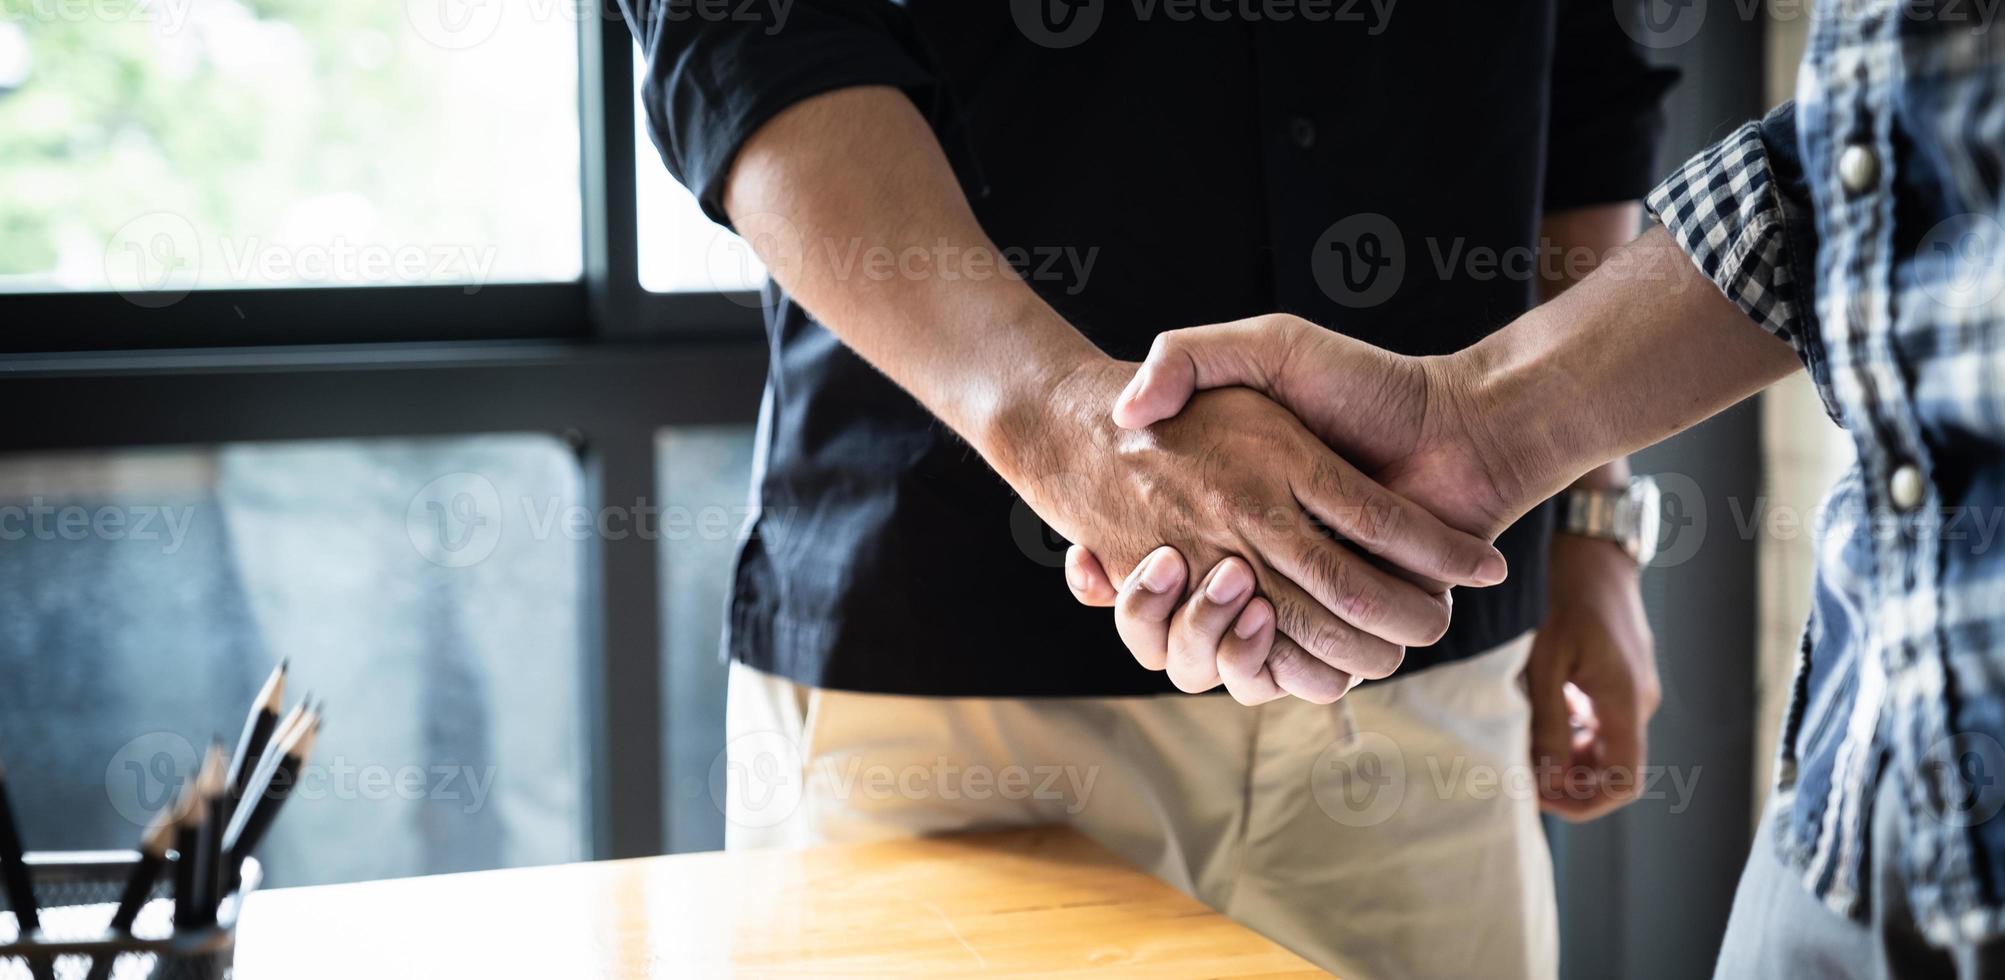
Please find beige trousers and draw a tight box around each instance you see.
[721,634,1556,979]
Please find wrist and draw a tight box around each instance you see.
[1446,307,1610,513]
[976,337,1125,489]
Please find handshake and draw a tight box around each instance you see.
[1005,311,1668,819]
[1013,313,1544,705]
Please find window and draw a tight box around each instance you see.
[634,47,764,295]
[0,435,589,886]
[0,0,768,871]
[656,424,756,853]
[0,0,581,296]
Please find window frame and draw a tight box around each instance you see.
[0,4,764,864]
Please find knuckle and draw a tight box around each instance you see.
[1353,493,1403,553]
[1272,594,1354,665]
[1312,549,1386,633]
[1265,644,1341,703]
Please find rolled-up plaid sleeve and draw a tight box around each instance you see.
[1646,102,1827,392]
[620,0,937,229]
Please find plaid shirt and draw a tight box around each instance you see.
[1646,0,2005,945]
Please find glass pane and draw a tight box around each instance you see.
[0,435,587,887]
[656,424,756,852]
[635,46,765,294]
[0,0,581,296]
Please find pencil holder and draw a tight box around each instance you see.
[0,853,261,980]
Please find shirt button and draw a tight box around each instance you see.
[1288,116,1317,150]
[1839,143,1879,195]
[1890,463,1925,511]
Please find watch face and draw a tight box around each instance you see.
[1630,477,1663,566]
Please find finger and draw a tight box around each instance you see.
[1255,517,1449,657]
[1065,545,1119,607]
[1264,633,1354,704]
[1217,598,1286,705]
[1165,558,1256,693]
[1114,546,1187,673]
[1527,634,1576,808]
[1260,571,1408,681]
[1291,451,1508,589]
[1579,669,1648,812]
[1112,316,1306,429]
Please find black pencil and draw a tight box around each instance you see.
[0,749,38,936]
[222,661,287,828]
[84,792,184,980]
[224,706,320,872]
[170,749,219,932]
[109,790,180,933]
[189,745,226,929]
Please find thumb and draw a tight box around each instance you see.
[1112,316,1302,429]
[1064,544,1119,607]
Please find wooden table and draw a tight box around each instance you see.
[234,826,1325,977]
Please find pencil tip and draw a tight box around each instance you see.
[260,661,288,711]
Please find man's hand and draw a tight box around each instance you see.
[1529,533,1658,819]
[1059,314,1524,703]
[1011,358,1507,701]
[1113,313,1529,538]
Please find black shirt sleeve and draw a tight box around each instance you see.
[621,0,937,228]
[1543,0,1682,211]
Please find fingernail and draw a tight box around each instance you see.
[1205,561,1250,604]
[1138,548,1180,594]
[1474,552,1508,586]
[1233,601,1270,638]
[1115,366,1149,413]
[1066,561,1089,595]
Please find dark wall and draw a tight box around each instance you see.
[1551,4,1770,979]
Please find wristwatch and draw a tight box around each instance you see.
[1557,475,1662,566]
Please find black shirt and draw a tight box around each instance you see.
[626,1,1677,696]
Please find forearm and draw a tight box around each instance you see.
[1456,224,1802,510]
[721,85,1105,481]
[1536,202,1642,495]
